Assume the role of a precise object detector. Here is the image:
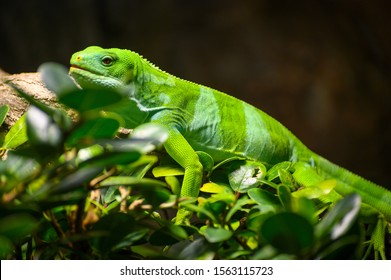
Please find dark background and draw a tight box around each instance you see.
[1,0,391,187]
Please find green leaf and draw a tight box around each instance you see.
[211,156,244,171]
[101,176,167,189]
[37,219,65,243]
[292,162,324,187]
[207,192,237,204]
[291,197,317,225]
[2,114,28,149]
[26,106,63,149]
[200,182,231,194]
[103,186,121,204]
[54,166,103,194]
[0,152,39,193]
[261,212,314,255]
[101,176,171,207]
[77,144,105,162]
[196,151,214,172]
[111,228,149,250]
[91,213,136,254]
[152,166,185,177]
[0,105,9,127]
[58,88,124,113]
[248,188,281,207]
[93,124,168,154]
[266,161,292,181]
[248,189,281,215]
[316,234,361,260]
[140,185,171,207]
[204,227,233,243]
[105,97,149,128]
[149,224,188,246]
[228,160,266,193]
[315,194,361,240]
[246,210,272,233]
[226,196,254,221]
[278,168,297,191]
[67,117,120,147]
[181,199,218,224]
[0,213,39,242]
[6,82,71,130]
[178,238,214,260]
[165,176,181,196]
[292,179,337,199]
[130,123,168,152]
[203,200,227,218]
[0,236,13,259]
[79,151,141,168]
[38,62,79,95]
[278,184,292,210]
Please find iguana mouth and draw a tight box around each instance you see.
[71,64,95,74]
[70,64,83,70]
[70,65,99,76]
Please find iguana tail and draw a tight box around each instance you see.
[315,155,391,221]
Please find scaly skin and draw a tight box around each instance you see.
[69,46,391,227]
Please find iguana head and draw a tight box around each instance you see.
[69,46,137,89]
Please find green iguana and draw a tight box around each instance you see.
[69,46,391,233]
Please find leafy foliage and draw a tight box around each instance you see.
[0,64,389,260]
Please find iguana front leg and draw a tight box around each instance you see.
[162,129,203,224]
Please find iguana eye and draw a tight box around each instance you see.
[101,56,113,66]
